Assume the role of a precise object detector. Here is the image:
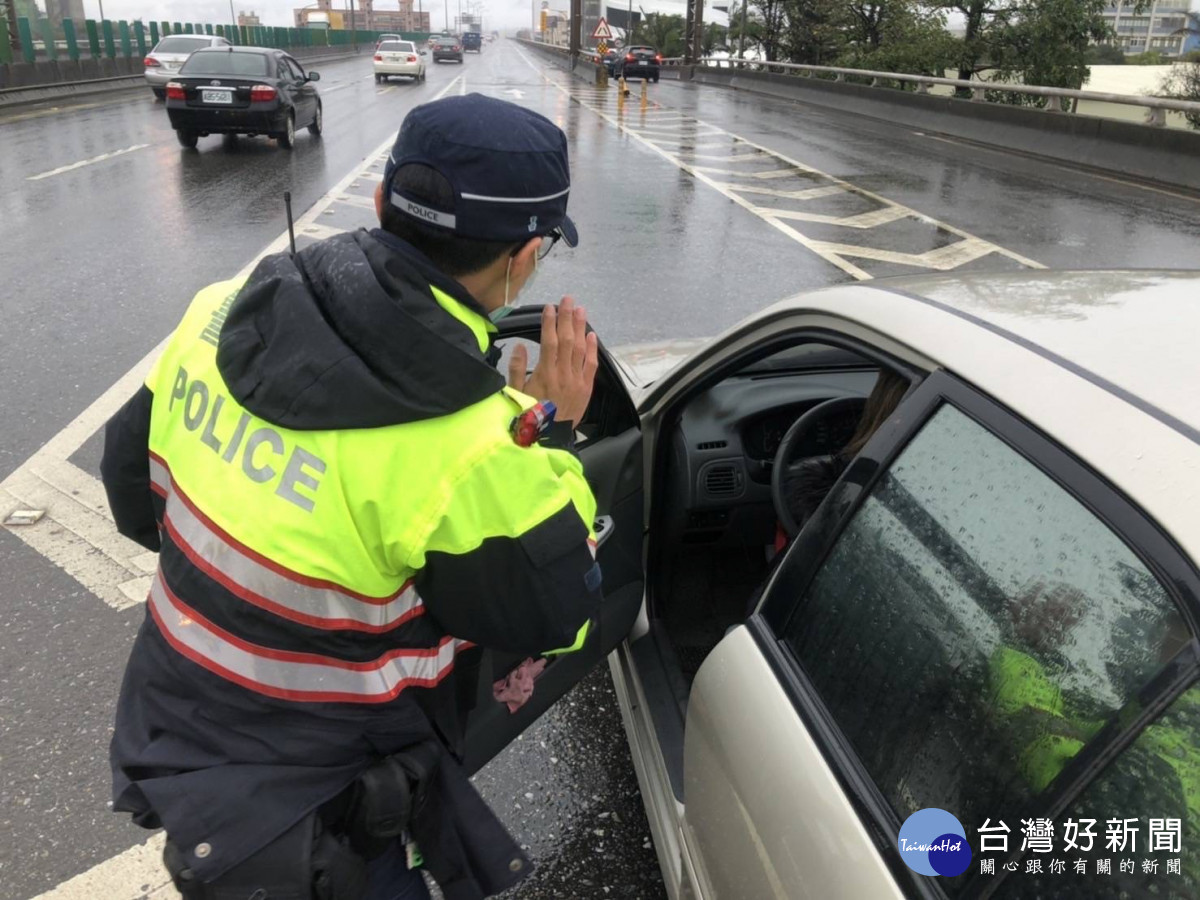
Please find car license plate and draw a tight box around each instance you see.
[202,90,232,104]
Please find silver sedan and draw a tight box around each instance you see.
[144,34,231,98]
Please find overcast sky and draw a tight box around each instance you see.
[81,0,536,32]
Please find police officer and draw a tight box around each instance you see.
[102,94,603,900]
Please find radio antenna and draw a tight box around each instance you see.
[284,191,296,256]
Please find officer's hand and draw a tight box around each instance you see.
[507,296,599,427]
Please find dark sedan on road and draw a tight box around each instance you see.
[601,48,620,76]
[431,36,464,63]
[615,45,662,81]
[166,47,322,150]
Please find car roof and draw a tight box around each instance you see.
[792,270,1200,561]
[192,45,277,53]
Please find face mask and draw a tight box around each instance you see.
[490,250,538,323]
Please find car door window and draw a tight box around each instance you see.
[781,404,1186,869]
[277,59,293,82]
[286,58,306,81]
[994,682,1200,899]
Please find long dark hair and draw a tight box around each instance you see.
[843,369,910,458]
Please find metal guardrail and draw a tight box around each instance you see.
[689,57,1200,127]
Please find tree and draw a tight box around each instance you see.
[1084,43,1126,64]
[779,0,842,64]
[640,12,685,58]
[702,21,727,54]
[726,0,766,57]
[752,0,788,60]
[1160,58,1200,129]
[990,0,1111,96]
[836,0,960,76]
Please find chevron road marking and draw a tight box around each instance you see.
[514,45,1044,281]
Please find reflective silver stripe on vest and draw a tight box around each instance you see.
[150,453,422,632]
[149,455,169,495]
[149,572,468,703]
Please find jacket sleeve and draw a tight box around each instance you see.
[410,442,601,657]
[101,385,161,553]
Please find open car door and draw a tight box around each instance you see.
[460,306,647,774]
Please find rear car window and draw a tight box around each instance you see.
[379,41,415,52]
[181,52,270,77]
[154,37,211,54]
[782,404,1186,882]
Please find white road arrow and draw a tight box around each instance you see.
[504,89,526,99]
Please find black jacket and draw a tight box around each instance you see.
[102,229,594,899]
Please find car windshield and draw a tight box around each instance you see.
[154,37,211,54]
[379,41,414,52]
[180,51,270,77]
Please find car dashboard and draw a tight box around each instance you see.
[663,367,878,546]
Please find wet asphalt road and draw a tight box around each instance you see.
[1,38,1198,900]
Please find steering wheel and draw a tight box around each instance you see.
[771,396,868,538]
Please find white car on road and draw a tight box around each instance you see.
[144,34,230,99]
[373,40,426,83]
[466,270,1200,900]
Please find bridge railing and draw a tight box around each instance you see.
[681,57,1200,127]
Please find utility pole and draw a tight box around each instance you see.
[98,0,105,19]
[229,0,236,29]
[568,0,579,61]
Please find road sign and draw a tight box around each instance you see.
[591,17,613,40]
[597,40,607,55]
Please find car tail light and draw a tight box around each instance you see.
[407,55,417,62]
[454,45,461,51]
[165,82,185,100]
[625,53,635,62]
[374,54,383,60]
[250,84,277,102]
[655,53,663,62]
[144,56,161,67]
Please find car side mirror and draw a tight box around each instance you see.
[307,71,321,82]
[421,50,428,56]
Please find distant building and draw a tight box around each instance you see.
[296,0,429,32]
[238,10,262,26]
[1101,2,1200,56]
[45,0,84,26]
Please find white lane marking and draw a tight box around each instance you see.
[0,72,464,614]
[766,205,912,229]
[714,183,845,201]
[514,45,1044,279]
[26,144,150,181]
[28,834,177,900]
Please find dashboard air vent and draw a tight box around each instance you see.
[697,440,728,451]
[705,465,738,495]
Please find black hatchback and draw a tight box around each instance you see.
[165,47,322,150]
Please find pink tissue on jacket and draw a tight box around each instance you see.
[492,658,548,713]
